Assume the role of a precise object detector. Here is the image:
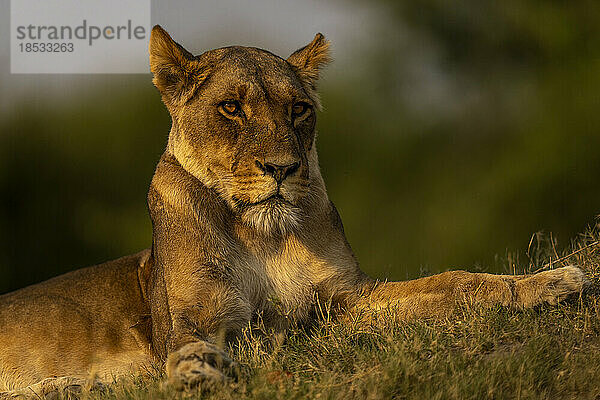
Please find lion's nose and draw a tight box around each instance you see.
[255,160,300,183]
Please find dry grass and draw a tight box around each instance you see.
[83,225,600,400]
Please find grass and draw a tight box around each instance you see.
[84,226,600,400]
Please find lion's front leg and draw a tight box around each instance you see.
[166,342,237,390]
[353,266,585,319]
[159,283,251,390]
[514,266,586,307]
[164,312,244,390]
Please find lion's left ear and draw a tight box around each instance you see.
[287,33,331,108]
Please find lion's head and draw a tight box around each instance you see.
[149,26,330,235]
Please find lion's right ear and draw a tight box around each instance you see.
[149,25,209,107]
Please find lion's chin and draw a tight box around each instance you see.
[240,198,302,236]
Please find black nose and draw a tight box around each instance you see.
[255,160,300,183]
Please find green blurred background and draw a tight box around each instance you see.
[1,0,599,294]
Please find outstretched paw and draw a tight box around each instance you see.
[166,341,236,390]
[518,266,586,307]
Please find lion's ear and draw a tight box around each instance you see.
[287,33,331,109]
[149,25,209,107]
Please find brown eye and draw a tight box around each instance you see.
[220,101,241,116]
[292,102,310,118]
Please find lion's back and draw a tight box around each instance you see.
[0,250,152,391]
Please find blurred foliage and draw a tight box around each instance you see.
[0,83,168,292]
[1,1,600,293]
[321,0,600,277]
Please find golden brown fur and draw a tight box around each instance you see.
[0,26,585,398]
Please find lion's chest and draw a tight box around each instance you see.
[232,239,320,327]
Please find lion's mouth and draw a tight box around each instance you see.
[232,192,291,210]
[260,193,285,203]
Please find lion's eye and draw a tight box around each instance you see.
[220,101,241,116]
[292,102,310,118]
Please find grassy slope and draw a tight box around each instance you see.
[85,228,600,400]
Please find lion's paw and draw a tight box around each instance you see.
[166,342,235,390]
[0,376,105,400]
[518,266,586,307]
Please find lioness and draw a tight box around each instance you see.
[0,26,585,398]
